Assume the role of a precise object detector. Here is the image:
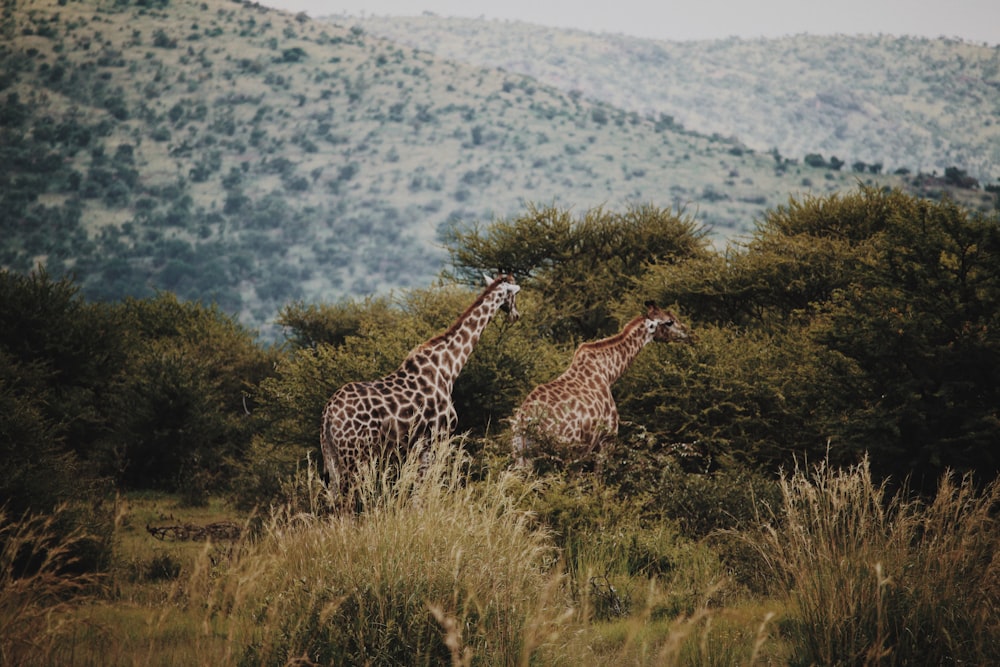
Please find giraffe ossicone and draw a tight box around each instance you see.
[320,274,520,491]
[511,301,689,468]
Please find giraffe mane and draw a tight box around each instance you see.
[573,315,645,357]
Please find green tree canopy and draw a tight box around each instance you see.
[443,203,710,342]
[108,293,277,499]
[633,187,1000,487]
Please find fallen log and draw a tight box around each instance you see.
[146,521,241,542]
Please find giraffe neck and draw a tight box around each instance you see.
[405,285,506,391]
[567,316,651,387]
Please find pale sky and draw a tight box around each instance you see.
[260,0,999,44]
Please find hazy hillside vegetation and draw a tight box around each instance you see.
[3,186,999,663]
[344,13,1000,181]
[8,0,989,336]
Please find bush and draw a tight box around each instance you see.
[519,473,732,622]
[0,270,123,508]
[636,187,1000,485]
[108,293,276,493]
[655,462,781,539]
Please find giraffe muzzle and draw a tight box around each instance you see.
[502,301,520,322]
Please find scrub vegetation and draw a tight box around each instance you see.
[3,187,999,664]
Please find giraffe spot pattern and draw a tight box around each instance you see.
[512,304,689,464]
[320,275,521,490]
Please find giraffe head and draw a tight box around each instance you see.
[643,301,690,342]
[485,273,521,322]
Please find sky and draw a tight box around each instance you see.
[259,0,999,44]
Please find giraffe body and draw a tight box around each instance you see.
[512,302,688,463]
[321,275,520,490]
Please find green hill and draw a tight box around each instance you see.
[340,13,1000,181]
[2,0,993,337]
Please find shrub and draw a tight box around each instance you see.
[108,293,276,493]
[0,270,123,510]
[655,461,781,539]
[636,187,1000,485]
[519,473,733,623]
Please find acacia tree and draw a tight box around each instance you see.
[442,203,710,342]
[633,187,1000,486]
[108,293,277,501]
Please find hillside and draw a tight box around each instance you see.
[1,0,989,338]
[339,14,1000,181]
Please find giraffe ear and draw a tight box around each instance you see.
[644,300,657,309]
[483,272,494,286]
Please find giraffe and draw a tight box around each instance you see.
[511,302,689,467]
[320,274,521,491]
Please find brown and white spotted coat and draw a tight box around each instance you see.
[512,302,689,463]
[320,274,520,490]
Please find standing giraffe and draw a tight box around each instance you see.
[512,302,689,467]
[320,274,520,490]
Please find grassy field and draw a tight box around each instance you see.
[45,493,246,666]
[3,441,997,665]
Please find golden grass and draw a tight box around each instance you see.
[8,448,997,665]
[196,439,569,665]
[743,455,1000,666]
[0,506,103,666]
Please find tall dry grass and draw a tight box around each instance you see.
[0,506,103,666]
[198,439,571,666]
[744,455,999,665]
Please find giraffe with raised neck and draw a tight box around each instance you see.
[512,302,689,466]
[321,274,520,490]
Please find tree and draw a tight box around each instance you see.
[0,269,123,569]
[634,187,1000,487]
[108,293,277,500]
[944,166,979,189]
[443,204,711,342]
[804,153,827,168]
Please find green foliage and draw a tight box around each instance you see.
[654,462,781,539]
[808,194,1000,483]
[444,203,710,341]
[108,293,276,499]
[0,270,123,508]
[2,267,276,516]
[634,187,1000,485]
[277,295,400,349]
[519,472,732,624]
